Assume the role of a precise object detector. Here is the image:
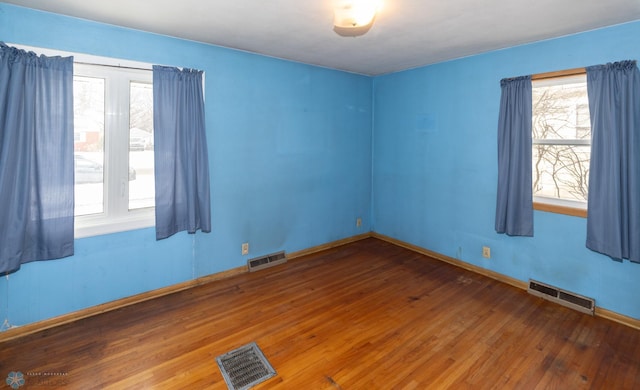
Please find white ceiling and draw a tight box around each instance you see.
[5,0,640,75]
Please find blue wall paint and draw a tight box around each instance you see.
[373,21,640,319]
[0,4,372,327]
[197,57,373,277]
[3,229,194,326]
[1,2,638,328]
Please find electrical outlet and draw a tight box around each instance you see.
[356,217,362,227]
[242,242,249,255]
[482,246,491,259]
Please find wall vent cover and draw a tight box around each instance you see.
[248,251,286,272]
[216,342,276,390]
[528,279,595,315]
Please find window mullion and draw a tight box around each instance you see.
[73,61,155,238]
[104,70,130,218]
[533,139,590,146]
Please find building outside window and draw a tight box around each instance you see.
[73,63,155,237]
[532,73,590,215]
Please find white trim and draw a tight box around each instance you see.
[75,209,155,238]
[73,63,155,239]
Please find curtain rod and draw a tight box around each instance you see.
[7,43,155,71]
[74,61,152,72]
[531,67,586,81]
[531,60,637,81]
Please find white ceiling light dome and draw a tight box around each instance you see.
[333,0,381,37]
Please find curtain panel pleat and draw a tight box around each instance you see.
[495,76,534,237]
[0,43,74,274]
[585,60,640,263]
[152,65,211,240]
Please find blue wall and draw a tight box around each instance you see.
[0,4,372,327]
[373,21,640,319]
[1,3,639,328]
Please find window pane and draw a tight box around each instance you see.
[532,80,589,141]
[532,76,590,205]
[532,144,590,202]
[73,76,105,216]
[129,81,155,210]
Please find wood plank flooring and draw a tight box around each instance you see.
[1,238,639,389]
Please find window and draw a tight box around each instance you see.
[73,63,155,237]
[531,72,590,217]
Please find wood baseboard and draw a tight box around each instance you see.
[287,233,372,260]
[371,232,640,330]
[0,233,372,343]
[0,265,248,343]
[595,307,640,330]
[3,231,636,342]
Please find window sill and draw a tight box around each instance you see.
[533,202,587,218]
[75,209,155,239]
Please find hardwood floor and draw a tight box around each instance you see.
[1,238,639,389]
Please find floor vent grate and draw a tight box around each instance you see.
[248,251,286,272]
[528,279,595,315]
[216,342,276,390]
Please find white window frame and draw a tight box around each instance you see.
[531,72,590,217]
[74,64,155,238]
[11,44,156,237]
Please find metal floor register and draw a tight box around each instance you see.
[216,342,277,390]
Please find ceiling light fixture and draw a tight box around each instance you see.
[333,0,381,37]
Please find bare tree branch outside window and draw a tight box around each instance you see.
[532,77,590,204]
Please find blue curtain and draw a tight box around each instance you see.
[0,43,74,274]
[153,66,211,240]
[586,60,640,263]
[495,76,533,236]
